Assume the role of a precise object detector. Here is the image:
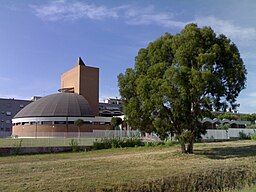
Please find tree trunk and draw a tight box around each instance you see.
[187,140,194,154]
[180,143,186,153]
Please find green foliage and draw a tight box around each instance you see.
[118,23,247,153]
[217,123,231,129]
[74,119,84,127]
[111,117,123,130]
[176,131,194,144]
[251,133,256,141]
[217,112,238,120]
[144,141,160,147]
[213,113,256,122]
[164,139,174,146]
[75,119,84,138]
[93,137,142,150]
[12,139,23,155]
[239,132,251,140]
[239,113,256,121]
[245,124,256,129]
[69,139,80,152]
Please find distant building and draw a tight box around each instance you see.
[103,98,122,105]
[0,98,31,137]
[201,117,251,129]
[99,98,123,117]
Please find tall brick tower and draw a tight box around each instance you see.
[60,57,99,116]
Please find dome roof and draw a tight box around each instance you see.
[14,93,93,118]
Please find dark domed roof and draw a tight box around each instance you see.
[14,93,93,118]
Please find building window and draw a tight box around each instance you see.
[54,121,66,124]
[6,120,11,124]
[6,112,11,116]
[41,121,53,125]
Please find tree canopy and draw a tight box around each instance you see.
[111,117,123,130]
[75,119,84,127]
[118,23,247,153]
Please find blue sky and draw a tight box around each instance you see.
[0,0,255,113]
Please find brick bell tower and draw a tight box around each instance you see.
[60,57,99,116]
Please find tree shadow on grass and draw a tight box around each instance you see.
[194,145,256,159]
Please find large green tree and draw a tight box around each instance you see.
[118,24,247,153]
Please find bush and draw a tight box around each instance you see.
[164,139,174,146]
[245,124,256,129]
[69,139,80,152]
[124,137,142,147]
[93,137,143,150]
[217,124,231,130]
[251,133,256,141]
[239,132,251,140]
[12,139,23,155]
[144,141,160,147]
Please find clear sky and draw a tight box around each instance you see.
[0,0,255,113]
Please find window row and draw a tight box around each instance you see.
[13,121,111,126]
[1,111,12,116]
[1,119,11,123]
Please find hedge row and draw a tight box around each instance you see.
[93,137,143,149]
[93,137,174,150]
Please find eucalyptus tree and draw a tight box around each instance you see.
[118,23,247,153]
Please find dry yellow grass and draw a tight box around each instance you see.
[0,140,256,191]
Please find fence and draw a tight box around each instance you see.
[0,130,141,148]
[1,128,255,148]
[13,129,141,139]
[202,128,256,140]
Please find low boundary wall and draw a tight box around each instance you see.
[0,146,93,156]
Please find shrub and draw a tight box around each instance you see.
[245,124,256,129]
[239,132,251,140]
[217,124,231,130]
[12,139,23,155]
[251,133,256,141]
[69,139,80,152]
[164,139,174,146]
[126,137,142,147]
[93,137,143,150]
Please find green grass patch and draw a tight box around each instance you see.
[239,185,256,192]
[0,140,256,191]
[0,138,94,148]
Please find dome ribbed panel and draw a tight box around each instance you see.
[14,93,93,118]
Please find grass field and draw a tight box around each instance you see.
[0,140,256,191]
[0,138,94,148]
